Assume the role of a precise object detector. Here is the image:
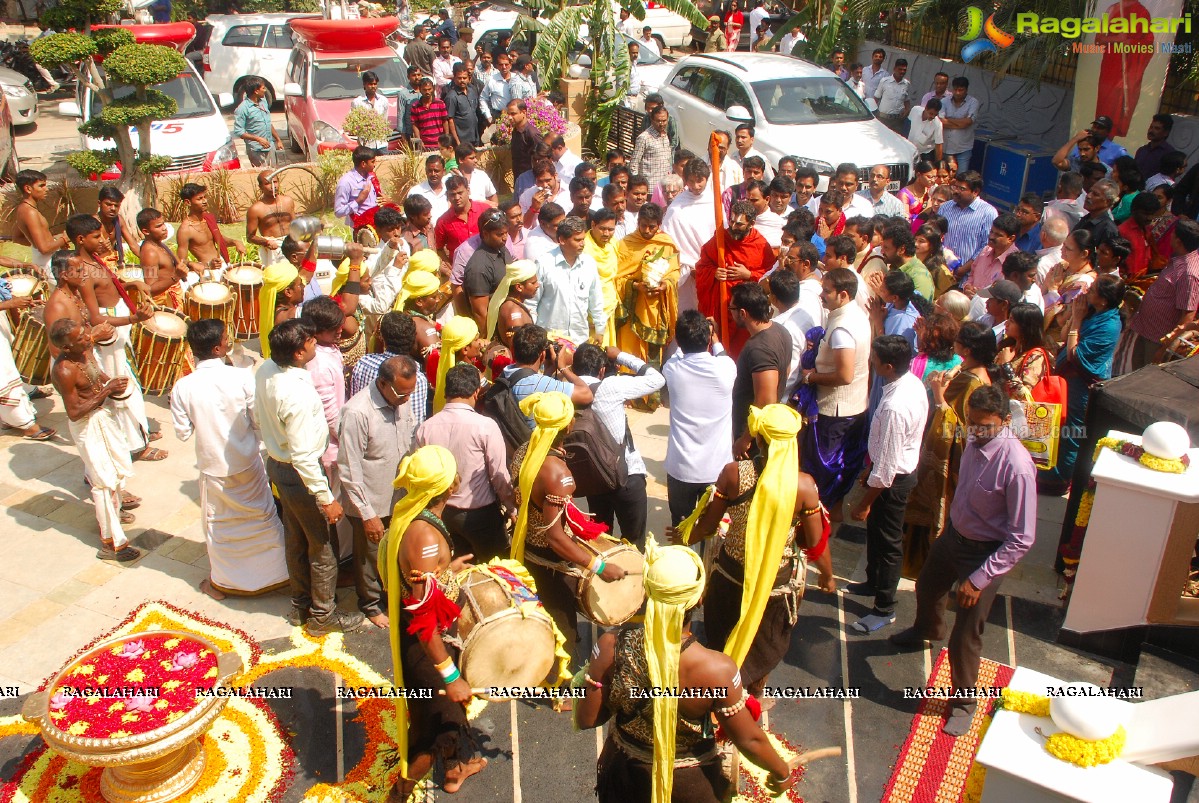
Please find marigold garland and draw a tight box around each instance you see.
[1093,437,1191,474]
[961,711,994,803]
[998,688,1126,768]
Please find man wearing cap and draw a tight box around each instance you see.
[1063,116,1129,168]
[452,26,473,63]
[974,279,1022,341]
[703,15,727,52]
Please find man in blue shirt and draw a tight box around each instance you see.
[232,77,282,167]
[434,9,458,43]
[1064,115,1129,168]
[1013,194,1043,254]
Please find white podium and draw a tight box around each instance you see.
[1063,431,1199,634]
[974,667,1174,802]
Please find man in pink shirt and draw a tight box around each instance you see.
[415,363,516,562]
[963,213,1019,294]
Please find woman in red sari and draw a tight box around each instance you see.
[723,0,744,51]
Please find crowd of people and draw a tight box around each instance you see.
[4,35,1199,802]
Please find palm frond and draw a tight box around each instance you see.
[626,0,709,31]
[764,9,810,55]
[532,5,586,88]
[514,0,560,15]
[584,1,632,153]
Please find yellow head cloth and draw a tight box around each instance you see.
[486,259,537,341]
[377,444,458,781]
[259,261,299,358]
[510,392,574,564]
[408,249,441,274]
[433,316,479,412]
[393,269,441,311]
[642,539,706,803]
[331,257,352,296]
[723,404,802,667]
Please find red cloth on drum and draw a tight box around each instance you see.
[564,501,608,541]
[403,582,462,642]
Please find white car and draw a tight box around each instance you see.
[573,33,674,107]
[658,52,918,191]
[202,13,320,106]
[0,66,36,128]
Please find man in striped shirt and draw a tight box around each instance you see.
[941,170,998,268]
[409,77,448,151]
[630,105,676,188]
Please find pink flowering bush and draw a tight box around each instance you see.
[492,97,568,146]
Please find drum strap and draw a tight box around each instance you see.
[713,554,806,626]
[522,549,584,579]
[94,260,136,312]
[611,729,719,768]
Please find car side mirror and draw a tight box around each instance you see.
[58,100,82,119]
[217,92,234,109]
[726,105,753,124]
[284,82,303,98]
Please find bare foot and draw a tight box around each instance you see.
[367,612,390,628]
[442,756,487,793]
[199,578,226,600]
[386,778,417,803]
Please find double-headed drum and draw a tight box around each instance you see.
[12,308,49,385]
[455,564,557,690]
[4,268,45,330]
[225,263,264,341]
[575,536,646,626]
[184,281,235,333]
[132,308,189,394]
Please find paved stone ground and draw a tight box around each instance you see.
[1,369,1197,801]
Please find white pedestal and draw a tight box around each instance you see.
[975,668,1173,803]
[1062,430,1199,633]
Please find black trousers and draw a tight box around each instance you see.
[443,501,509,564]
[912,525,1005,698]
[348,515,388,618]
[588,473,648,550]
[666,474,711,527]
[267,458,340,623]
[865,472,918,616]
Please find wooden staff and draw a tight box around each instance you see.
[708,131,730,342]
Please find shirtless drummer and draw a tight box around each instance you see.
[246,171,296,267]
[13,170,70,282]
[175,183,246,281]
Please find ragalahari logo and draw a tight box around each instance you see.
[959,6,1015,62]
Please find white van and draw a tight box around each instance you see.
[59,23,239,177]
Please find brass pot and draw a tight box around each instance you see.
[22,630,243,803]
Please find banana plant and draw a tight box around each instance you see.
[530,0,709,153]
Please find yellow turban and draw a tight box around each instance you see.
[377,444,458,782]
[723,404,802,667]
[510,392,575,564]
[408,249,441,274]
[642,539,706,803]
[331,257,353,296]
[486,259,538,342]
[259,261,299,358]
[393,269,441,311]
[433,315,479,412]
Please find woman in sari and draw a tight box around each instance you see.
[1110,156,1143,224]
[900,321,996,579]
[898,160,937,219]
[615,203,679,371]
[914,223,958,298]
[723,0,744,51]
[1042,229,1097,351]
[997,302,1050,401]
[1041,274,1125,498]
[1118,191,1176,279]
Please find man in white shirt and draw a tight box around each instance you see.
[256,318,366,636]
[732,123,774,180]
[571,343,665,548]
[520,160,573,227]
[862,48,889,96]
[1036,215,1070,285]
[626,41,643,108]
[171,319,288,600]
[618,8,641,39]
[551,135,583,185]
[662,157,715,312]
[765,268,816,399]
[524,201,565,264]
[832,163,878,218]
[529,216,606,344]
[454,143,498,205]
[350,70,392,153]
[753,175,794,248]
[638,26,660,56]
[845,334,928,634]
[906,100,945,163]
[431,36,461,91]
[873,58,911,133]
[407,154,449,222]
[748,0,770,48]
[779,26,805,56]
[714,130,744,194]
[783,239,828,327]
[661,310,737,525]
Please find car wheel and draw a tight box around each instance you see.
[289,128,303,154]
[653,34,667,54]
[262,83,276,107]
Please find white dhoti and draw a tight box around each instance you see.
[68,406,133,548]
[0,331,35,430]
[95,299,149,452]
[31,245,54,286]
[259,247,284,268]
[200,463,290,594]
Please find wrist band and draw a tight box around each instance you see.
[438,659,461,684]
[341,280,362,294]
[584,674,602,689]
[587,555,605,575]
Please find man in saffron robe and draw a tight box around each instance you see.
[694,200,776,358]
[615,202,680,368]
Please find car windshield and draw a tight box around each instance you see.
[90,72,215,120]
[750,76,873,125]
[621,33,665,65]
[312,58,407,100]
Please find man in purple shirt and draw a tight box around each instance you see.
[891,384,1037,737]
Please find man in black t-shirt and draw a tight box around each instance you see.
[729,282,792,458]
[462,209,513,331]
